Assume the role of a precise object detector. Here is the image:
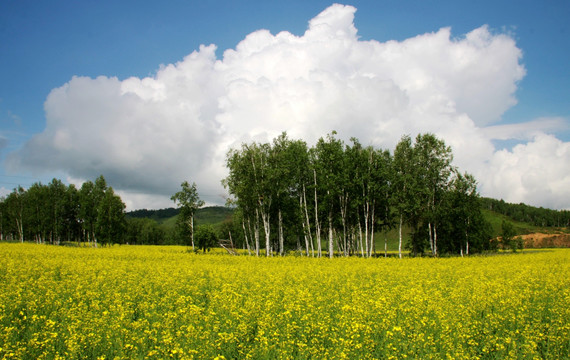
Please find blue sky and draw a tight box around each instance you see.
[0,0,569,209]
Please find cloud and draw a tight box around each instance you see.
[6,4,569,210]
[0,186,11,199]
[481,134,570,210]
[482,117,569,140]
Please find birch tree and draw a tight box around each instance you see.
[414,134,453,257]
[79,180,98,246]
[171,181,205,251]
[393,135,418,258]
[224,142,272,256]
[313,132,345,258]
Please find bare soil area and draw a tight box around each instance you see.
[521,232,570,248]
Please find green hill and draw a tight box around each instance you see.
[194,206,234,225]
[482,209,543,237]
[127,206,234,230]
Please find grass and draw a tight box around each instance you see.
[482,209,561,236]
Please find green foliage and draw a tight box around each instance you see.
[482,197,570,228]
[126,208,180,221]
[171,181,204,250]
[223,131,497,257]
[194,206,234,225]
[0,175,126,246]
[194,224,218,252]
[125,218,168,245]
[502,220,517,251]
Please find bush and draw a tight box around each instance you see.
[194,225,218,252]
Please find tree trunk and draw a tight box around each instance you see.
[304,187,314,257]
[16,217,23,243]
[261,209,271,257]
[278,209,284,256]
[398,214,403,259]
[364,201,369,258]
[328,210,334,258]
[428,222,433,255]
[190,216,195,251]
[254,210,260,256]
[465,217,470,255]
[370,201,376,257]
[242,219,252,256]
[339,193,348,257]
[433,223,438,256]
[314,169,322,258]
[358,221,364,257]
[300,193,311,256]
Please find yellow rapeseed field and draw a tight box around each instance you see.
[0,243,568,359]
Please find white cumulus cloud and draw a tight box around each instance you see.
[6,4,569,210]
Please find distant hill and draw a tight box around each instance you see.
[126,206,234,227]
[126,208,180,221]
[480,198,569,229]
[194,206,234,225]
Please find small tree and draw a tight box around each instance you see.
[501,220,516,252]
[171,181,204,251]
[194,224,218,253]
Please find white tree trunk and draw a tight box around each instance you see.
[433,223,438,256]
[299,194,308,256]
[466,217,470,255]
[398,214,403,259]
[314,169,322,258]
[364,201,369,258]
[370,202,376,257]
[242,219,251,256]
[358,221,364,257]
[300,196,310,256]
[302,185,314,257]
[190,216,195,251]
[254,210,260,256]
[16,218,23,243]
[261,210,271,257]
[278,209,284,256]
[339,194,348,256]
[328,210,334,258]
[428,222,433,255]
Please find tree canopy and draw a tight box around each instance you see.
[223,132,494,257]
[0,175,125,246]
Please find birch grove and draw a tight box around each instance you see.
[222,131,491,257]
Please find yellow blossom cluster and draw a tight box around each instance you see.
[0,243,568,359]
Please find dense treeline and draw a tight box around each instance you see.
[0,176,125,245]
[127,208,180,220]
[0,175,227,247]
[481,198,570,228]
[223,132,493,257]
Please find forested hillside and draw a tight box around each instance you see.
[481,197,570,228]
[127,208,180,221]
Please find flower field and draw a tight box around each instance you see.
[0,244,569,359]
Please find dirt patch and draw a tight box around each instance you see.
[520,233,570,248]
